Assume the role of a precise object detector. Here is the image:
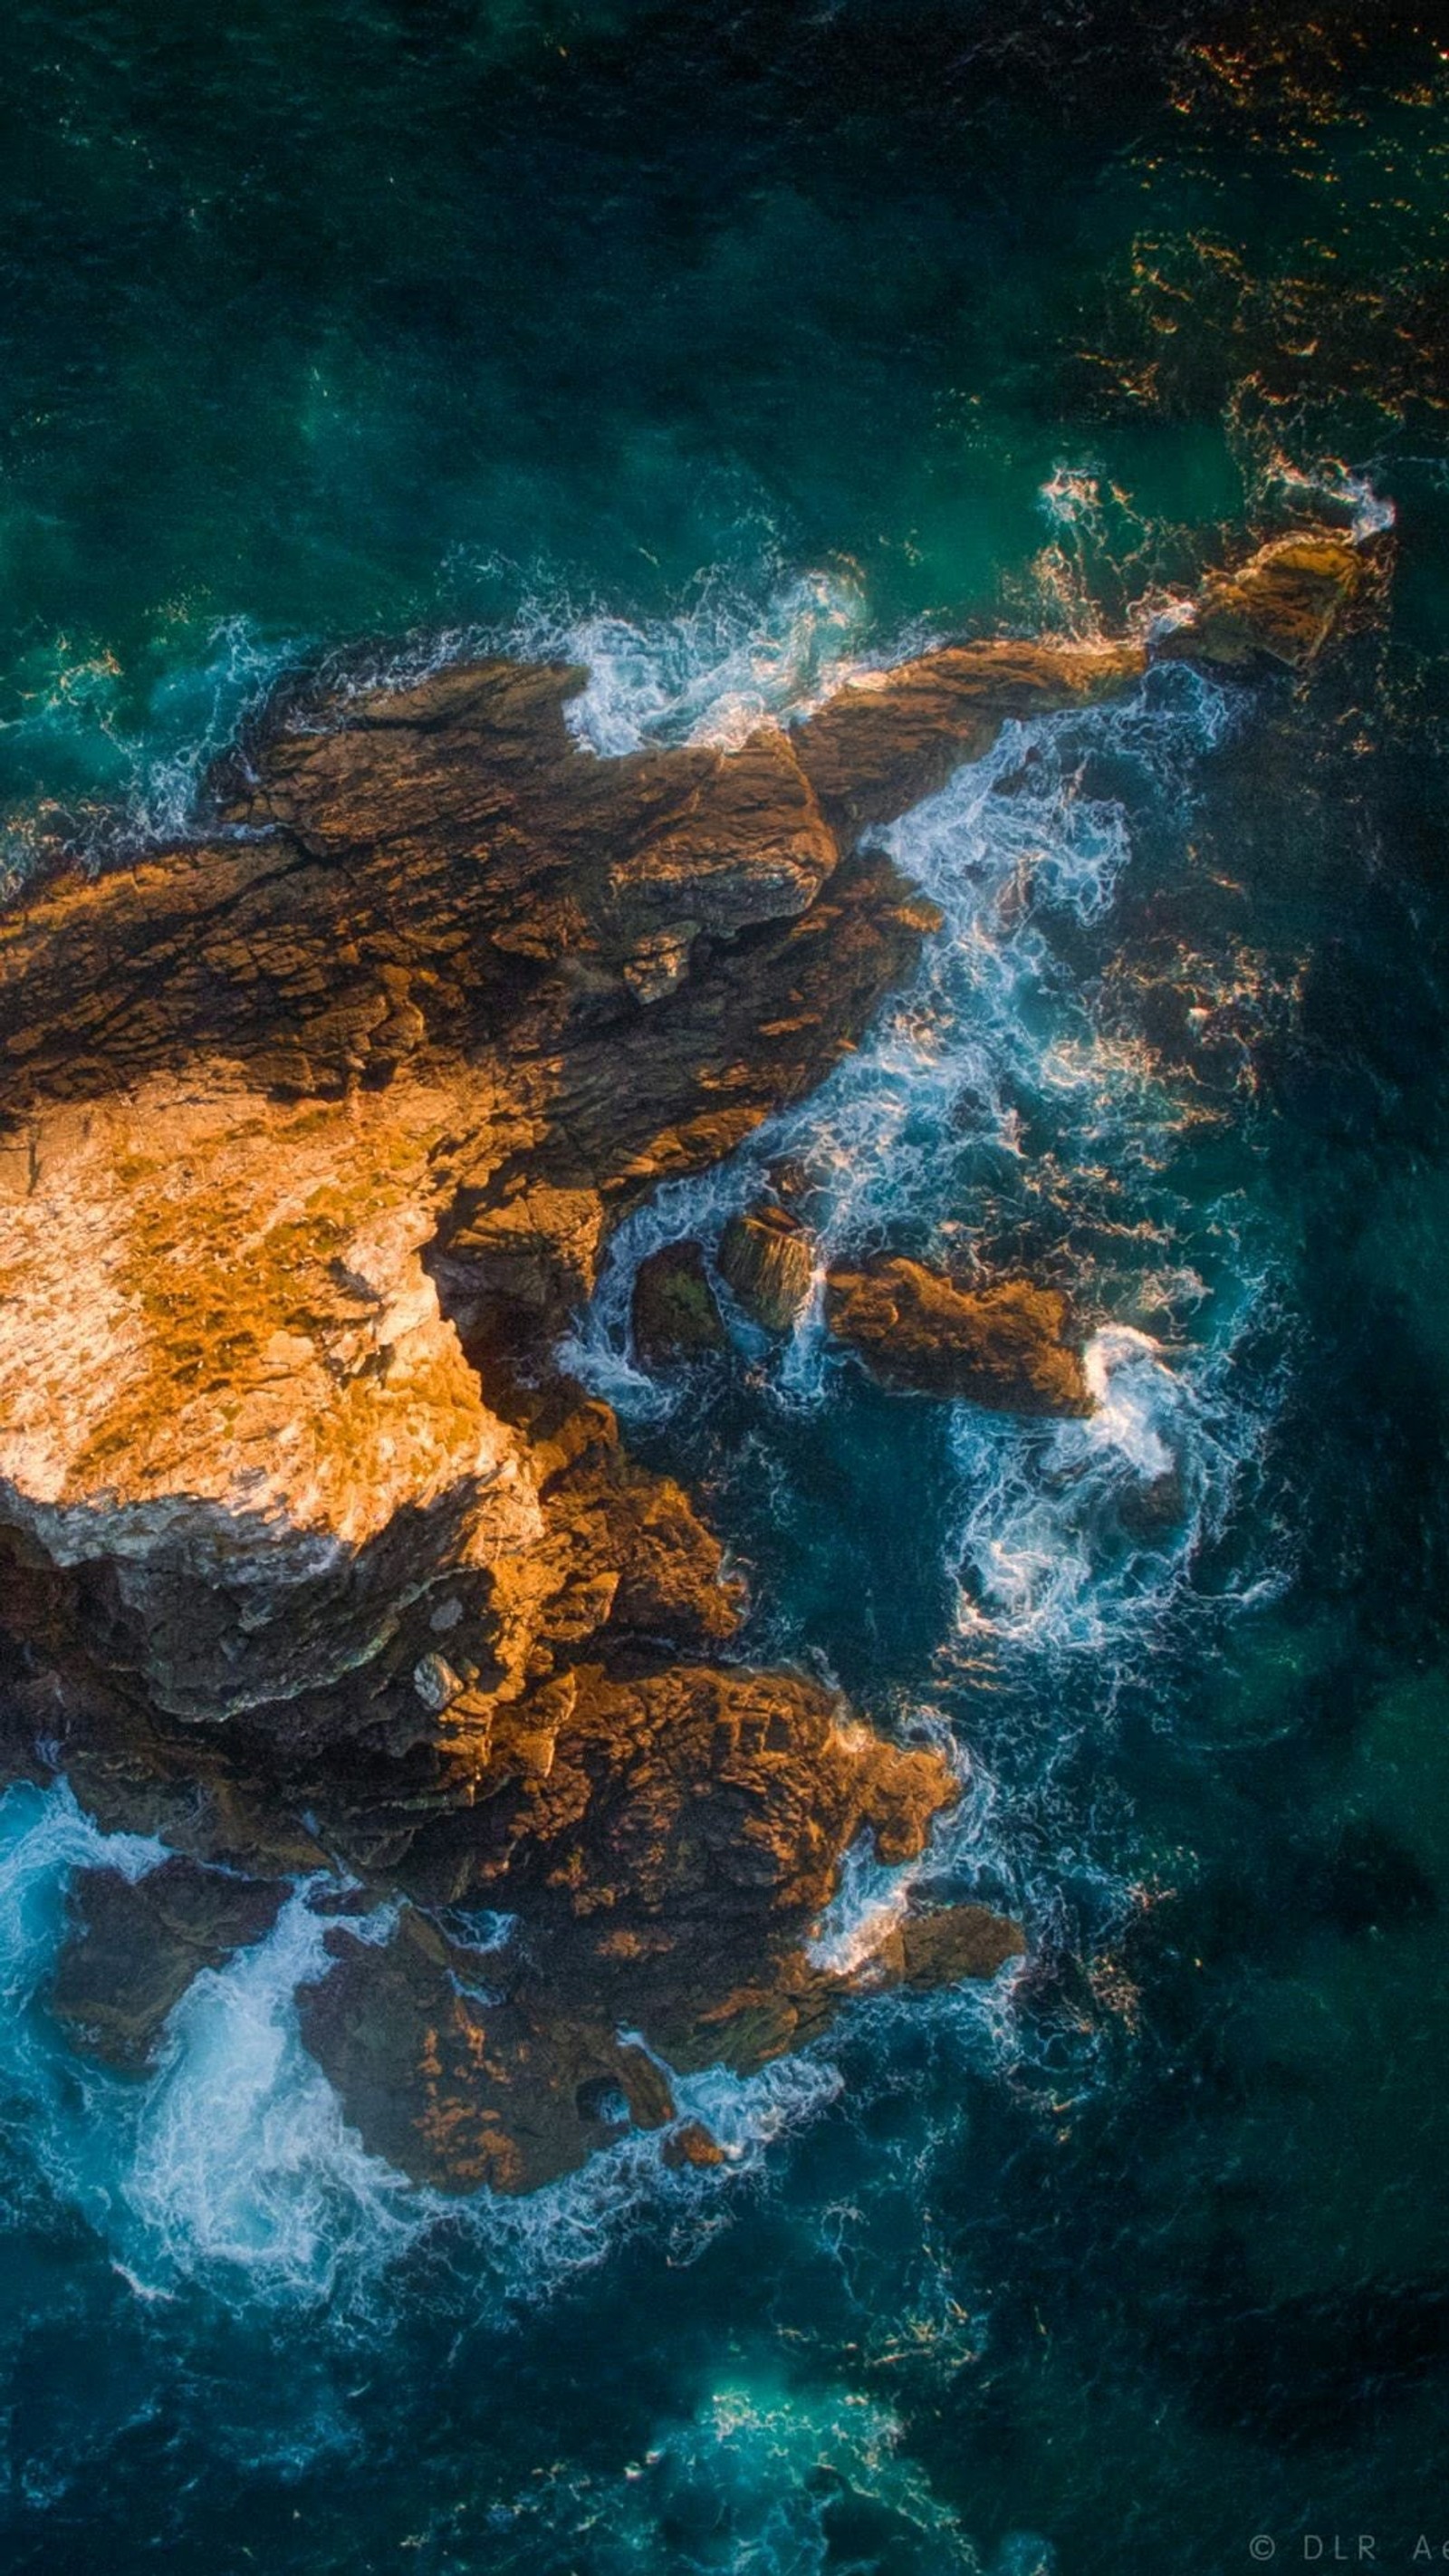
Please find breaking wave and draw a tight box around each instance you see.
[0,1774,847,2331]
[569,653,1281,1678]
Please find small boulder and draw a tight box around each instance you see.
[824,1256,1091,1415]
[718,1200,816,1334]
[662,2119,726,2170]
[630,1240,727,1367]
[895,1903,1027,1987]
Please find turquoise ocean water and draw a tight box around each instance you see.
[4,5,1449,2568]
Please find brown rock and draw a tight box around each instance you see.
[1158,531,1371,671]
[445,1659,960,1929]
[793,639,1147,840]
[49,1856,287,2066]
[718,1200,816,1334]
[0,533,1351,1739]
[661,2119,726,2170]
[825,1258,1092,1415]
[0,529,1372,2185]
[296,1903,677,2196]
[630,1240,727,1367]
[885,1902,1027,1989]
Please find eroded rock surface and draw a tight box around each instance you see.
[0,524,1372,2188]
[717,1199,817,1334]
[294,1660,985,2191]
[50,1857,287,2066]
[825,1259,1093,1415]
[1156,530,1372,671]
[630,1240,727,1367]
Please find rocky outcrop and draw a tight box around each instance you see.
[0,524,1366,1744]
[49,1857,286,2066]
[793,638,1147,841]
[717,1200,817,1334]
[630,1240,727,1366]
[825,1259,1092,1414]
[296,1880,1027,2196]
[293,1658,986,2191]
[1156,530,1372,671]
[0,762,930,1735]
[0,524,1373,2188]
[295,1903,679,2196]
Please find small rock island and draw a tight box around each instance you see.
[0,531,1368,2188]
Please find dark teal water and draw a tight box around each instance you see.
[5,5,1449,2570]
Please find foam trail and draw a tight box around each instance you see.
[0,1787,420,2304]
[117,1889,420,2299]
[947,1317,1280,1658]
[808,1835,924,1975]
[561,563,872,754]
[565,651,1285,2064]
[571,661,1246,1456]
[1262,456,1396,541]
[0,1777,164,2024]
[0,618,301,890]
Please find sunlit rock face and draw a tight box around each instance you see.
[0,660,932,1739]
[1155,530,1373,672]
[0,1078,542,1722]
[0,527,1370,2187]
[824,1260,1094,1415]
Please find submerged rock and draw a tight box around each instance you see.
[717,1199,816,1334]
[824,1258,1092,1415]
[630,1239,727,1367]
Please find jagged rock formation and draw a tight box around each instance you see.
[0,524,1373,2187]
[630,1240,727,1366]
[296,1885,1024,2195]
[824,1260,1093,1415]
[1155,530,1374,672]
[50,1856,287,2066]
[718,1198,817,1334]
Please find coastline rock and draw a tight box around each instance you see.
[878,1902,1028,1989]
[49,1856,287,2066]
[662,2120,726,2170]
[717,1199,817,1334]
[295,1903,678,2196]
[288,1663,1024,2192]
[792,638,1147,840]
[630,1240,727,1367]
[0,528,1361,1742]
[824,1258,1092,1415]
[0,524,1374,2189]
[1159,530,1372,671]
